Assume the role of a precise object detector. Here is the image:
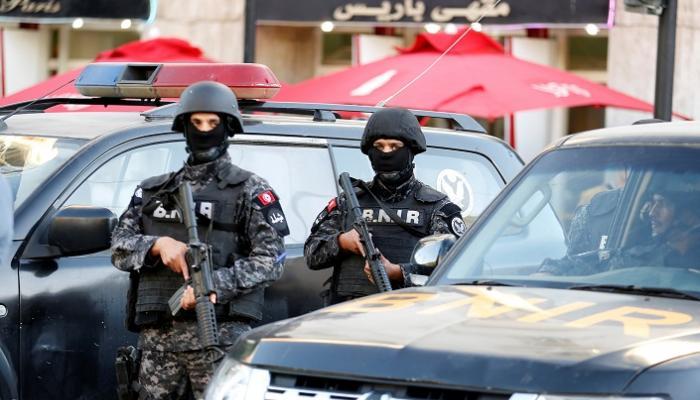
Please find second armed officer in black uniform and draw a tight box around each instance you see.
[304,107,465,304]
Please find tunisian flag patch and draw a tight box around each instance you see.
[257,191,277,206]
[326,198,337,212]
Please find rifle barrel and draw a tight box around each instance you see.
[178,182,200,243]
[339,172,393,293]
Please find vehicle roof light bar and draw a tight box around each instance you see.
[142,101,486,133]
[75,62,281,100]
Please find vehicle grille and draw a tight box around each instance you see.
[265,373,511,400]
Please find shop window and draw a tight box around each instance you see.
[322,33,353,65]
[568,106,605,134]
[567,36,608,71]
[47,28,139,75]
[68,30,139,60]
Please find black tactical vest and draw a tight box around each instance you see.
[133,164,265,327]
[332,181,446,300]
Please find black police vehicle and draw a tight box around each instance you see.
[206,121,700,400]
[0,63,521,400]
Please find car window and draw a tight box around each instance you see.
[438,146,700,294]
[65,142,187,215]
[0,135,84,209]
[64,140,336,245]
[332,146,505,225]
[228,143,336,245]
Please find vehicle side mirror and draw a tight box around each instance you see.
[409,234,457,285]
[48,206,117,257]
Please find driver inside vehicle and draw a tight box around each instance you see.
[539,184,700,276]
[607,187,700,270]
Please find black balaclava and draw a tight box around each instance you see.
[368,145,414,188]
[184,113,230,164]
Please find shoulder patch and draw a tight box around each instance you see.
[326,198,338,212]
[450,216,467,237]
[130,186,143,207]
[140,172,175,190]
[253,189,289,236]
[415,183,448,203]
[255,190,278,207]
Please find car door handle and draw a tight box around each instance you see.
[0,304,6,318]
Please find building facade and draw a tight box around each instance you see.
[607,0,700,125]
[3,0,698,157]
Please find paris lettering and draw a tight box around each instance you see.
[0,0,61,14]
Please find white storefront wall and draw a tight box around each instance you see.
[510,36,568,162]
[2,27,50,96]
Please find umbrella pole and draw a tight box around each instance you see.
[653,0,678,121]
[244,0,257,63]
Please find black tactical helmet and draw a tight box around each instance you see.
[360,108,427,154]
[171,81,244,135]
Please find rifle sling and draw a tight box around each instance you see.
[358,181,426,237]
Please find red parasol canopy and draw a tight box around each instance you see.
[274,30,656,119]
[0,38,211,112]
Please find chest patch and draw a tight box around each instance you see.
[150,200,215,223]
[195,200,215,220]
[151,203,181,221]
[362,208,424,226]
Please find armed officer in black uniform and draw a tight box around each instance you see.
[304,107,465,304]
[111,81,288,399]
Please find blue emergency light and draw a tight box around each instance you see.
[75,63,281,99]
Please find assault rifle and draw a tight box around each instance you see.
[339,172,392,292]
[168,182,220,350]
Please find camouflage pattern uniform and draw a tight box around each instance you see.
[111,153,287,400]
[565,189,621,256]
[537,189,622,276]
[305,176,464,289]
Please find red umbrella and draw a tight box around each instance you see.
[274,30,656,119]
[0,38,211,112]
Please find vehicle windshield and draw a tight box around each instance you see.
[0,135,84,209]
[438,146,700,295]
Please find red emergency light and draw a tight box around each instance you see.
[75,63,281,100]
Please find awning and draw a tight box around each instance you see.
[0,38,211,112]
[274,30,658,120]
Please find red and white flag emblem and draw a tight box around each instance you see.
[257,191,276,206]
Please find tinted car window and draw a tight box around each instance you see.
[439,146,700,294]
[332,146,504,224]
[1,135,84,209]
[64,140,336,245]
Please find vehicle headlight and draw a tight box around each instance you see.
[511,395,665,400]
[204,356,270,400]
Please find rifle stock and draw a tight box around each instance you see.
[339,172,393,292]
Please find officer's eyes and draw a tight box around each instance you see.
[192,119,220,128]
[374,142,404,151]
